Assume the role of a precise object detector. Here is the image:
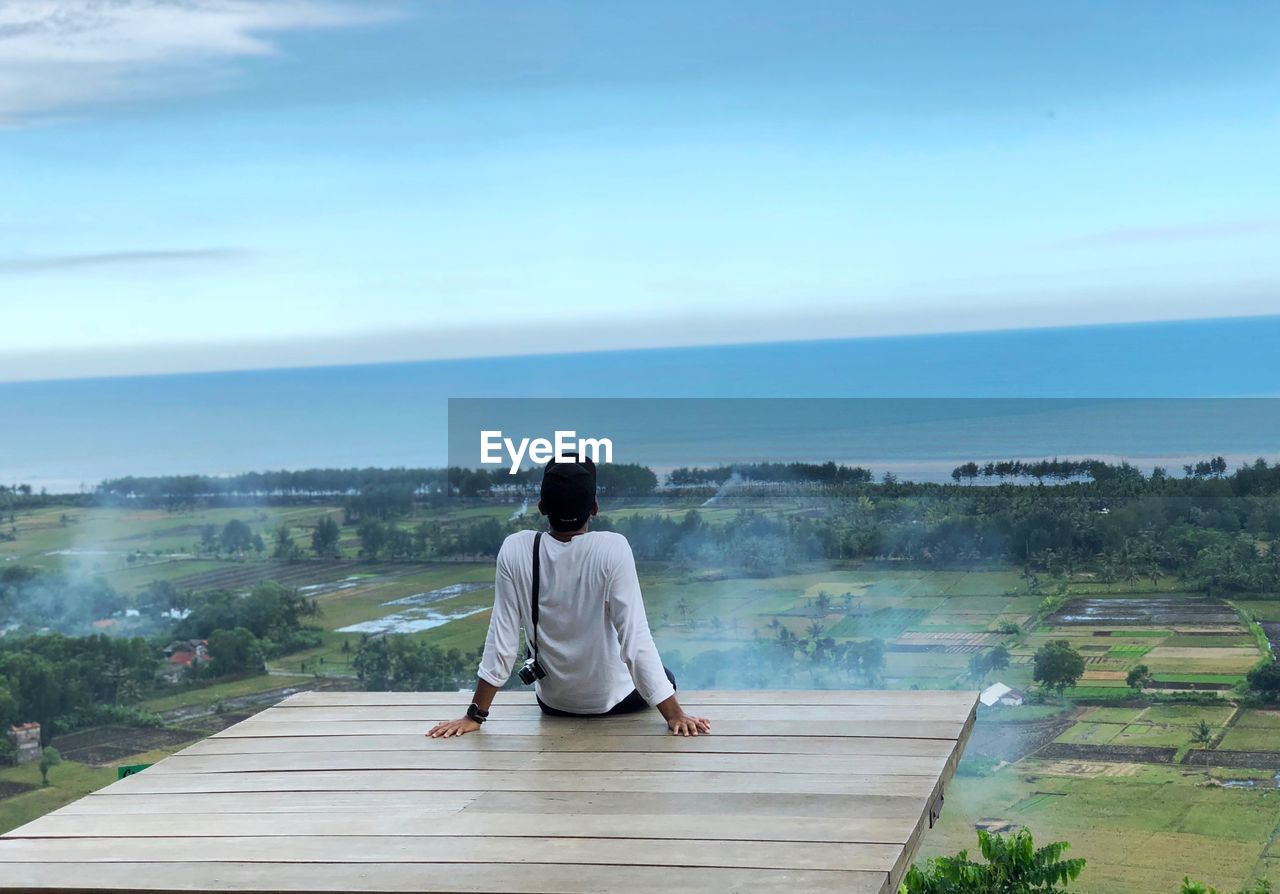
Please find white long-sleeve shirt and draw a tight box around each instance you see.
[477,529,675,714]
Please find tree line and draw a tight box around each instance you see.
[668,462,874,486]
[0,575,324,745]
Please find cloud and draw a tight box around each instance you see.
[0,1,394,123]
[1062,218,1280,248]
[0,247,248,273]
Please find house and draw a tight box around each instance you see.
[162,639,209,679]
[164,639,209,661]
[6,723,41,764]
[979,682,1025,708]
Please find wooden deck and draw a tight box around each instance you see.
[1,690,977,893]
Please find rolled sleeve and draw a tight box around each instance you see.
[477,548,521,687]
[606,539,676,706]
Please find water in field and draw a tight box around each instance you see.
[337,582,492,634]
[1220,773,1280,790]
[384,582,490,607]
[298,577,366,595]
[336,606,487,635]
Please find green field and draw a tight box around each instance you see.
[0,748,174,834]
[927,763,1280,894]
[138,673,314,714]
[3,501,1279,893]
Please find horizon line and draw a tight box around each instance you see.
[3,310,1279,387]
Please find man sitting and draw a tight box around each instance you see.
[428,456,711,738]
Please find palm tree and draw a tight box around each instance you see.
[1122,561,1141,593]
[814,591,832,617]
[1191,719,1214,751]
[1098,554,1117,592]
[902,828,1085,893]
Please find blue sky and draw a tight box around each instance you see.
[2,1,1279,381]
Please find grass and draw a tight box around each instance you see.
[924,759,1280,894]
[1151,673,1246,685]
[0,748,174,834]
[1107,644,1151,658]
[138,673,314,713]
[1056,721,1125,745]
[1237,601,1280,622]
[1141,704,1236,726]
[1060,686,1133,700]
[1165,634,1256,648]
[1218,711,1280,752]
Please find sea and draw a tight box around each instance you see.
[3,316,1279,492]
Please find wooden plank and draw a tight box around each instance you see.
[0,835,901,873]
[100,768,940,797]
[148,749,950,777]
[179,732,957,758]
[446,789,928,820]
[52,789,925,821]
[51,790,485,815]
[280,689,977,707]
[214,718,965,739]
[258,704,972,723]
[0,862,887,893]
[10,811,919,845]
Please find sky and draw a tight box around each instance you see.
[2,0,1279,382]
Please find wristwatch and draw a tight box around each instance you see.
[466,703,489,724]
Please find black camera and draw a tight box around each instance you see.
[518,656,546,685]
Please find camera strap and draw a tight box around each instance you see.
[528,532,542,663]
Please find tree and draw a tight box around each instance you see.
[219,519,254,555]
[968,652,989,682]
[1126,664,1153,693]
[39,746,62,786]
[207,627,265,674]
[273,525,300,560]
[358,520,388,559]
[311,516,341,558]
[1032,640,1085,697]
[987,644,1012,673]
[901,828,1085,893]
[1246,662,1280,702]
[1190,719,1214,750]
[199,524,218,554]
[0,682,17,731]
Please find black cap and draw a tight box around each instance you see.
[540,455,597,532]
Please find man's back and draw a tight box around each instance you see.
[478,529,674,714]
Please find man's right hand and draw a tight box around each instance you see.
[666,712,712,737]
[427,716,481,738]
